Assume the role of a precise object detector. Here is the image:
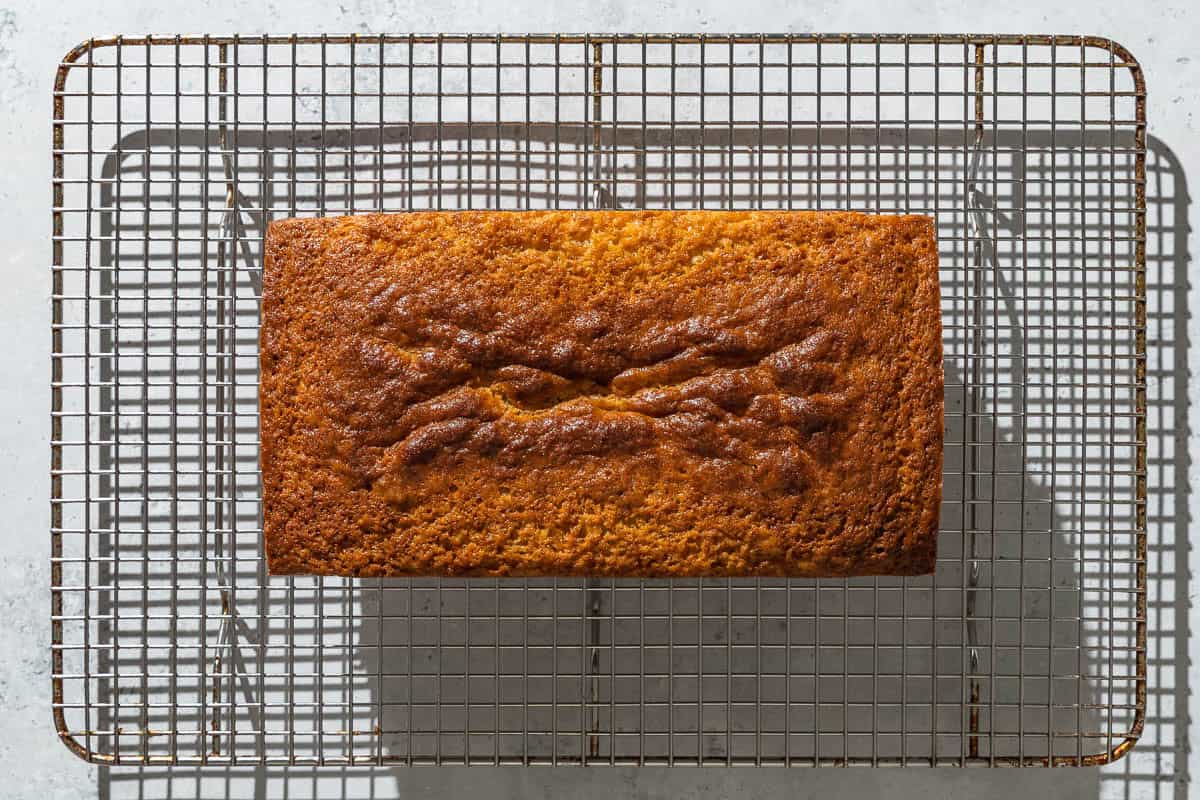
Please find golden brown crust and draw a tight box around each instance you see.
[260,210,942,577]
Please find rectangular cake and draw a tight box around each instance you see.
[259,210,942,577]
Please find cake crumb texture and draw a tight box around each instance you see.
[260,210,942,577]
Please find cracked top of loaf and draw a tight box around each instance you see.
[260,210,942,577]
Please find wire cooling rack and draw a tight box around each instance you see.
[50,33,1147,767]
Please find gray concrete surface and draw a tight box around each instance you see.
[1,1,1195,798]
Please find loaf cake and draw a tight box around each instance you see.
[260,210,942,577]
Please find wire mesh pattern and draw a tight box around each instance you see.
[50,33,1147,767]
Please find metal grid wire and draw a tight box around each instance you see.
[50,33,1147,767]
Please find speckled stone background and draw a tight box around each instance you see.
[1,1,1195,798]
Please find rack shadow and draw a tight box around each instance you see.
[78,123,1185,792]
